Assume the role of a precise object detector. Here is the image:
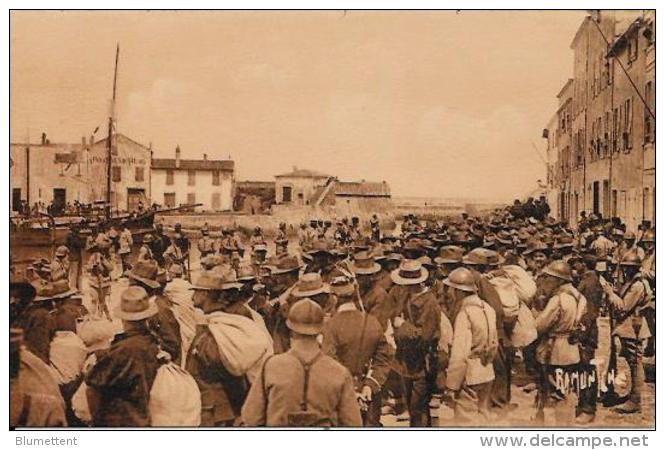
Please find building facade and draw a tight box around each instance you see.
[544,10,655,232]
[89,133,152,213]
[151,145,234,212]
[274,167,332,206]
[10,135,88,212]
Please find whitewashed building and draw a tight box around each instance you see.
[274,167,332,206]
[151,146,234,212]
[10,132,151,214]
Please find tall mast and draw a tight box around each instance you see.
[106,43,119,220]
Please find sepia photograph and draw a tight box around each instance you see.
[7,8,657,433]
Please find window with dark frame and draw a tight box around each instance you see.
[644,81,654,143]
[112,166,121,182]
[135,167,144,182]
[188,170,196,186]
[212,170,221,186]
[166,169,174,185]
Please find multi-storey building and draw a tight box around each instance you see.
[544,10,655,231]
[10,132,152,214]
[151,145,235,212]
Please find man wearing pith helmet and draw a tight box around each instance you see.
[462,247,511,410]
[533,260,587,426]
[242,299,362,427]
[601,249,652,415]
[443,267,498,425]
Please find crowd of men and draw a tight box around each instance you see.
[10,204,655,428]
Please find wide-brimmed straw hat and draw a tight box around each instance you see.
[462,247,490,266]
[350,251,381,275]
[330,275,356,297]
[390,259,429,286]
[114,286,159,321]
[291,272,330,298]
[266,254,303,275]
[417,255,437,269]
[434,245,464,265]
[553,235,575,249]
[127,260,161,290]
[32,278,78,302]
[236,264,257,282]
[523,239,550,256]
[191,265,243,291]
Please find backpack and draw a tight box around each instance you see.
[462,302,499,366]
[149,362,201,426]
[206,311,273,383]
[501,265,537,305]
[509,302,537,347]
[488,276,520,320]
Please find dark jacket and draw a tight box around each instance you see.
[364,284,391,331]
[17,304,56,364]
[85,330,161,427]
[576,270,602,349]
[322,307,393,393]
[149,295,183,365]
[469,269,506,341]
[392,288,441,376]
[185,303,253,425]
[186,326,248,425]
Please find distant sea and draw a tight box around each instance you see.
[392,196,509,208]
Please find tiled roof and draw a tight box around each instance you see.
[275,168,331,178]
[152,158,234,171]
[236,181,276,189]
[334,181,391,197]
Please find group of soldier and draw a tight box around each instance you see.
[10,204,655,428]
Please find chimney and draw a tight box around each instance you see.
[175,145,181,168]
[81,136,86,147]
[293,165,298,172]
[89,135,94,146]
[203,153,207,161]
[41,132,47,145]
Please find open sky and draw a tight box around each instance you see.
[10,10,588,200]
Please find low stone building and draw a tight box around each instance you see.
[271,166,392,218]
[274,167,332,206]
[151,145,234,212]
[318,180,392,216]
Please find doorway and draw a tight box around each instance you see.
[12,188,22,212]
[127,188,145,212]
[53,188,66,214]
[592,181,600,216]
